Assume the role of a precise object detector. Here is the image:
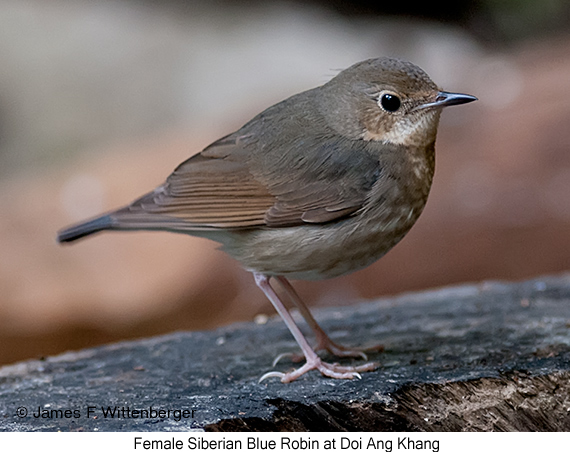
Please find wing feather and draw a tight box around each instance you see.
[112,127,383,230]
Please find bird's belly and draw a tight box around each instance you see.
[221,205,422,280]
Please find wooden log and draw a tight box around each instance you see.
[1,274,569,431]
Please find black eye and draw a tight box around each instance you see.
[380,93,401,112]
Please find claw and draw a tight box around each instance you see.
[259,371,286,383]
[272,352,294,367]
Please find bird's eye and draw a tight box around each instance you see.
[380,93,401,112]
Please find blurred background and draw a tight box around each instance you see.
[1,0,569,365]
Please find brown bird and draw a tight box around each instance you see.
[58,57,476,383]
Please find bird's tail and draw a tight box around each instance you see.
[57,214,115,243]
[57,210,217,244]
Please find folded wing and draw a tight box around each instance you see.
[113,132,382,230]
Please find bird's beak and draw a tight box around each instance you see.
[414,91,477,111]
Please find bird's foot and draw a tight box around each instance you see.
[272,339,384,365]
[315,337,385,360]
[260,356,378,383]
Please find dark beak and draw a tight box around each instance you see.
[415,91,477,111]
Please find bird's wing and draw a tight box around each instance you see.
[116,133,382,229]
[253,133,383,227]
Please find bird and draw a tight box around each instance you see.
[57,57,476,383]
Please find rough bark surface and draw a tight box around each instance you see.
[1,274,569,431]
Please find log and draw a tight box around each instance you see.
[1,274,569,431]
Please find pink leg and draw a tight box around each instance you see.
[275,276,384,361]
[254,273,377,383]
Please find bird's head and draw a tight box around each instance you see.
[319,57,477,147]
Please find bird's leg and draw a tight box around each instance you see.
[254,273,377,383]
[274,276,383,363]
